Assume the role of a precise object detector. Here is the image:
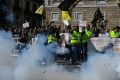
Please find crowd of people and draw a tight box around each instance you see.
[0,22,120,65]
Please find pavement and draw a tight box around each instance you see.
[55,59,81,71]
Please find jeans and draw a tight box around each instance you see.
[71,44,80,65]
[80,42,88,62]
[64,44,72,60]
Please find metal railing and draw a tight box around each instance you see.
[12,35,32,56]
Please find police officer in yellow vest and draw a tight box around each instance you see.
[70,26,80,65]
[80,27,93,62]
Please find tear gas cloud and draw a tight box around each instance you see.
[0,30,120,80]
[0,30,15,80]
[0,3,16,23]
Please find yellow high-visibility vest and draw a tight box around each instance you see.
[109,31,118,38]
[48,34,57,43]
[70,30,80,44]
[85,29,93,38]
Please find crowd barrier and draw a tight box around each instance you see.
[12,35,19,56]
[12,35,32,56]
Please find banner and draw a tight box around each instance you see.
[58,0,77,11]
[90,37,110,52]
[61,11,72,25]
[35,5,44,15]
[90,37,120,53]
[79,21,87,27]
[79,21,87,32]
[91,7,104,27]
[23,22,29,28]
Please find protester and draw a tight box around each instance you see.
[0,21,120,65]
[70,26,80,65]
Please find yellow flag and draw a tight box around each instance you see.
[61,11,71,21]
[35,5,44,15]
[61,11,72,25]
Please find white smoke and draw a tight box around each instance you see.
[14,34,75,80]
[0,30,120,80]
[78,50,120,80]
[0,30,15,80]
[5,10,16,23]
[2,5,16,23]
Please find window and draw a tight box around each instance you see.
[74,12,83,21]
[80,0,85,3]
[96,0,108,1]
[96,0,108,4]
[51,12,59,21]
[51,0,61,5]
[52,0,60,3]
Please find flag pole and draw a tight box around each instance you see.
[42,4,45,26]
[42,17,43,26]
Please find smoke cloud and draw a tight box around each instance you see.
[14,34,75,80]
[0,31,120,80]
[0,30,15,80]
[0,3,16,23]
[78,53,120,80]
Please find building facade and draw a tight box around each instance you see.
[45,0,120,28]
[2,0,120,28]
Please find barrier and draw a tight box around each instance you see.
[12,35,34,56]
[12,35,19,56]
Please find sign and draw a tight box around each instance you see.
[23,22,29,28]
[79,20,87,27]
[63,20,69,26]
[90,37,110,52]
[90,37,120,53]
